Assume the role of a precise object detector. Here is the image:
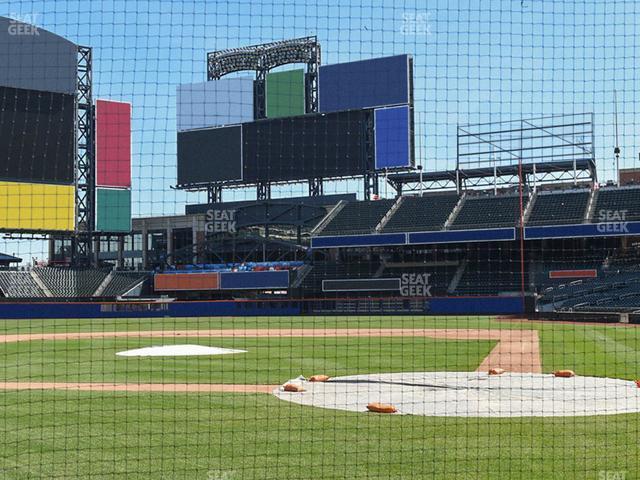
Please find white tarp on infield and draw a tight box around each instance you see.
[116,345,247,357]
[274,372,640,417]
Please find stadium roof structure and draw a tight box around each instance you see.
[387,159,596,194]
[0,253,21,265]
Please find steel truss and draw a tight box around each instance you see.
[199,37,322,200]
[73,46,96,266]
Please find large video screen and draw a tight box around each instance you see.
[96,100,131,188]
[0,181,74,231]
[374,105,412,169]
[266,69,305,119]
[318,54,410,113]
[242,109,368,182]
[96,188,131,232]
[0,16,78,95]
[177,77,254,131]
[0,85,75,184]
[177,125,243,184]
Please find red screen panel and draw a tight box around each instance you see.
[154,273,220,291]
[548,269,598,279]
[96,99,131,187]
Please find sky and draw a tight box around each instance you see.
[0,0,639,260]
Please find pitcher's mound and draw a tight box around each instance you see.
[274,372,640,417]
[116,345,247,357]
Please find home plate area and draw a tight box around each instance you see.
[274,372,640,417]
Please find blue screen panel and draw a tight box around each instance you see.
[319,55,410,112]
[220,271,289,290]
[375,106,411,169]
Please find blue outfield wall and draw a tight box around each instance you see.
[0,295,523,319]
[426,296,523,315]
[0,300,302,319]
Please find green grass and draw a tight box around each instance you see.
[0,315,639,479]
[0,336,494,383]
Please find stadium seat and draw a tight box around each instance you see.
[592,186,640,222]
[451,194,526,230]
[381,194,460,232]
[318,200,395,235]
[527,190,590,225]
[0,271,44,298]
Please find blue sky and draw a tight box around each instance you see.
[1,0,639,259]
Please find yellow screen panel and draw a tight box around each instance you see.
[0,182,75,231]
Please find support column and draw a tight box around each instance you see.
[192,217,198,264]
[141,224,148,270]
[117,235,124,269]
[166,227,173,266]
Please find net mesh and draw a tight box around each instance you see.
[0,1,639,479]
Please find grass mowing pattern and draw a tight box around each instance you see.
[0,336,494,383]
[0,316,639,479]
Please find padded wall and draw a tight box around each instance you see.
[96,100,131,187]
[0,181,74,231]
[266,69,305,118]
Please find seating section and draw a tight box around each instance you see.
[538,268,640,311]
[0,271,44,297]
[382,195,459,232]
[101,271,149,297]
[527,190,590,225]
[455,261,522,294]
[319,200,395,236]
[451,194,525,230]
[35,268,110,298]
[592,186,640,222]
[170,261,304,273]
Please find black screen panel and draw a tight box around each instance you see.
[242,109,368,182]
[322,278,401,292]
[0,86,75,184]
[177,125,243,184]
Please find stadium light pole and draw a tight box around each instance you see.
[417,165,423,197]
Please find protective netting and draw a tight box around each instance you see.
[0,1,639,479]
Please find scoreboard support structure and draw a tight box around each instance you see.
[179,41,414,204]
[73,45,96,266]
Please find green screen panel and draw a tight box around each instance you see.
[96,188,131,232]
[266,69,305,118]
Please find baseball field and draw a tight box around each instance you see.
[0,315,639,479]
